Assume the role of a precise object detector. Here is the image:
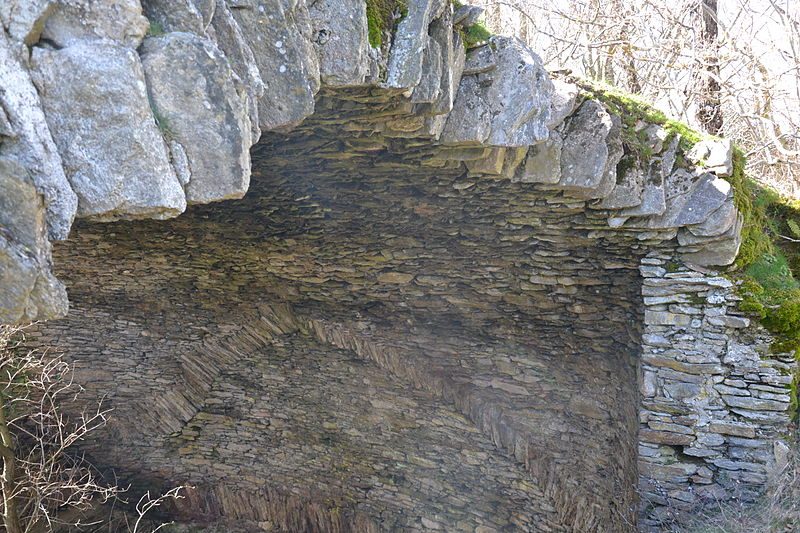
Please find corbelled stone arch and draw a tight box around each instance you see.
[2,1,794,531]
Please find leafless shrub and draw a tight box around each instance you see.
[0,325,186,533]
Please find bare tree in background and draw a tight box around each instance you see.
[695,0,722,135]
[470,0,800,197]
[0,325,118,533]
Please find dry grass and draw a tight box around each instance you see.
[677,445,800,533]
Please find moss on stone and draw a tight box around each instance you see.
[450,1,492,50]
[570,76,800,365]
[570,78,704,153]
[365,0,407,48]
[461,22,491,49]
[146,20,165,37]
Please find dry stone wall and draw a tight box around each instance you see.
[1,1,796,531]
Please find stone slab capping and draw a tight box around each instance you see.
[0,1,795,531]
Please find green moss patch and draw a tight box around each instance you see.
[461,21,491,49]
[569,78,705,170]
[366,0,408,48]
[146,20,165,37]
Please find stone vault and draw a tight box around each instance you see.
[1,1,795,532]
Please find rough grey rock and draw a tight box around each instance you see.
[1,0,55,44]
[598,163,644,209]
[438,76,490,145]
[547,79,579,129]
[230,0,319,131]
[687,198,737,238]
[559,100,611,191]
[385,0,439,90]
[309,0,372,87]
[516,135,562,184]
[140,32,252,204]
[674,174,732,226]
[209,0,263,141]
[0,31,76,240]
[688,139,733,177]
[441,37,552,147]
[41,0,149,48]
[411,31,443,104]
[0,159,68,323]
[461,43,495,76]
[140,0,205,34]
[484,38,552,146]
[421,9,458,116]
[453,4,482,27]
[681,214,743,266]
[31,41,185,220]
[620,165,667,218]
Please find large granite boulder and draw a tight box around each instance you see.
[31,41,186,220]
[308,0,373,87]
[140,32,253,204]
[0,30,76,240]
[0,0,56,45]
[41,0,149,48]
[229,0,319,130]
[0,159,67,323]
[441,37,553,147]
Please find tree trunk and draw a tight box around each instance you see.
[0,396,23,533]
[696,0,723,134]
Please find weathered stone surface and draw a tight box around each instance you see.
[0,30,76,240]
[687,198,737,237]
[547,79,578,129]
[708,421,756,438]
[41,0,149,48]
[0,0,55,44]
[441,37,552,147]
[31,41,185,220]
[453,4,482,27]
[559,100,612,192]
[438,76,489,144]
[598,163,644,209]
[640,429,695,445]
[308,0,372,87]
[422,9,458,116]
[516,136,562,183]
[461,42,495,76]
[140,0,205,34]
[681,214,743,266]
[385,0,439,89]
[230,0,319,130]
[411,33,443,104]
[723,395,789,411]
[0,159,67,323]
[620,165,666,217]
[688,138,733,177]
[140,32,252,204]
[674,174,731,226]
[209,0,264,140]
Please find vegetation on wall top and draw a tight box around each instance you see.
[571,76,800,370]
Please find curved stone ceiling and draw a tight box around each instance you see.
[1,1,794,532]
